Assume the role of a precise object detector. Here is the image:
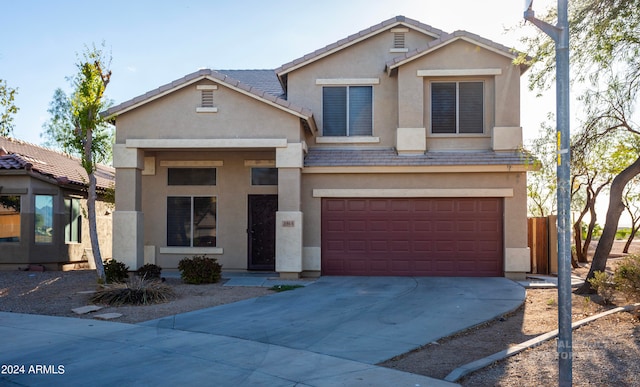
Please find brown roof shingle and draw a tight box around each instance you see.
[0,137,115,190]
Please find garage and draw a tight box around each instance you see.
[321,197,503,276]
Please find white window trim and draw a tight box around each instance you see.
[160,160,223,167]
[316,136,380,144]
[316,78,380,85]
[418,69,502,77]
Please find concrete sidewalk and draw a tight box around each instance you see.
[1,276,525,386]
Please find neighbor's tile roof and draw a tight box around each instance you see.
[0,137,115,190]
[275,15,447,76]
[104,69,309,119]
[304,148,533,167]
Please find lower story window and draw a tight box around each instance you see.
[35,195,53,244]
[65,198,82,243]
[167,196,217,247]
[0,195,21,242]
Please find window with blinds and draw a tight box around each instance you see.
[431,81,484,134]
[322,86,373,136]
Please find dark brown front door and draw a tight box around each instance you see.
[248,195,278,270]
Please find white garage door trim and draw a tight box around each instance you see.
[313,188,513,198]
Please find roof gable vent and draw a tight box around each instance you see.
[390,27,409,53]
[196,84,218,113]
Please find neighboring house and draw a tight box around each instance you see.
[105,16,533,279]
[0,137,115,270]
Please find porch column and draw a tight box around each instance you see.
[275,143,304,278]
[112,144,144,270]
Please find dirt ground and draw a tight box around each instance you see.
[1,243,639,386]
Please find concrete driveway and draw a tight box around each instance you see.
[1,276,524,386]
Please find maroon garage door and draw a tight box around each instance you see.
[321,198,503,276]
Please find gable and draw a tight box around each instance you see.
[104,69,316,136]
[386,31,527,75]
[276,16,447,84]
[114,78,310,143]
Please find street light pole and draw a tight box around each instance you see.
[524,1,572,386]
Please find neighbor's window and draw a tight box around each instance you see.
[168,168,216,185]
[167,196,217,247]
[251,168,278,186]
[323,86,373,136]
[65,198,82,243]
[431,81,484,134]
[0,195,21,242]
[35,195,53,244]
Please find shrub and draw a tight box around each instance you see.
[178,255,222,284]
[104,259,130,283]
[136,263,162,280]
[614,255,640,302]
[91,277,174,306]
[588,271,616,304]
[269,284,304,292]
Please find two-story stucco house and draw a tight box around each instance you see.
[105,16,533,279]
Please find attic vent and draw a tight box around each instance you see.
[201,90,214,107]
[393,32,405,49]
[390,27,409,53]
[196,84,218,113]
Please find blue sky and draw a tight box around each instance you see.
[1,0,556,145]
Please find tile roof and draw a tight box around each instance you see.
[0,137,115,190]
[304,148,534,167]
[103,69,311,120]
[275,15,448,77]
[216,70,284,98]
[385,30,528,73]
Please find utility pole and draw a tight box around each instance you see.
[524,1,572,386]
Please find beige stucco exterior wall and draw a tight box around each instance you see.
[115,80,305,144]
[139,150,277,269]
[286,29,436,148]
[394,39,522,152]
[300,170,529,277]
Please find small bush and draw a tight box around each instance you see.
[588,271,616,304]
[136,263,162,280]
[178,255,222,284]
[104,259,130,283]
[614,255,640,302]
[91,277,174,306]
[269,284,304,292]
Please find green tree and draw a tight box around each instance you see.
[622,176,640,253]
[0,79,19,137]
[519,0,640,293]
[526,121,557,217]
[42,86,114,164]
[43,43,113,282]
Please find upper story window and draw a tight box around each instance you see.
[431,81,484,134]
[322,86,373,136]
[168,168,216,185]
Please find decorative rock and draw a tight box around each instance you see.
[94,313,123,320]
[71,305,103,314]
